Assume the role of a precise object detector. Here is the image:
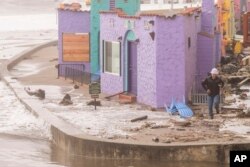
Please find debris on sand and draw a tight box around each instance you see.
[152,137,159,142]
[171,120,191,127]
[74,85,79,89]
[239,93,248,100]
[87,100,101,106]
[237,108,250,118]
[150,124,170,129]
[131,115,148,122]
[24,87,45,100]
[60,94,73,106]
[221,63,238,74]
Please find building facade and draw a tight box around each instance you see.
[100,8,201,107]
[90,0,140,80]
[56,0,227,108]
[58,7,91,84]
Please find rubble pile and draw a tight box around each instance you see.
[220,46,250,115]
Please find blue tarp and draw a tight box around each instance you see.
[165,99,193,118]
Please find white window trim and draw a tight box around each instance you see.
[103,40,121,76]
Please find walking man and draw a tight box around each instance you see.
[202,68,224,119]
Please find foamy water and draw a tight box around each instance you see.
[0,81,51,140]
[0,14,57,32]
[0,13,57,60]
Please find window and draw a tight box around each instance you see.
[103,41,121,75]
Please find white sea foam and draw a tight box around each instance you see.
[0,14,57,32]
[0,82,51,140]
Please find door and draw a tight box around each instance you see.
[128,41,137,95]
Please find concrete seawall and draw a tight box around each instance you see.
[0,40,250,164]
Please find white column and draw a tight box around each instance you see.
[150,0,154,4]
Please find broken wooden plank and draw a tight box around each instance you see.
[131,115,148,122]
[238,77,250,87]
[104,91,125,99]
[227,75,250,80]
[221,106,244,111]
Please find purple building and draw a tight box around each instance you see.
[196,0,221,90]
[56,1,221,108]
[99,8,201,108]
[57,6,91,84]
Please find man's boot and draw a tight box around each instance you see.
[210,114,214,119]
[216,108,220,114]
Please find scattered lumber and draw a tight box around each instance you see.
[131,115,148,122]
[221,106,243,111]
[238,77,250,87]
[227,75,250,80]
[104,91,125,100]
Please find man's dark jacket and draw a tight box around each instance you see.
[202,76,224,96]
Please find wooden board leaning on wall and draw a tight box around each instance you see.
[63,33,90,62]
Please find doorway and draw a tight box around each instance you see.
[127,41,137,95]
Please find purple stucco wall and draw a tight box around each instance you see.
[184,14,200,102]
[155,16,185,107]
[100,13,157,107]
[100,12,201,108]
[197,35,215,78]
[100,13,126,95]
[155,13,200,107]
[196,0,219,87]
[136,17,157,107]
[201,0,215,35]
[58,9,90,72]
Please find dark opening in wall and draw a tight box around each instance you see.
[188,37,191,49]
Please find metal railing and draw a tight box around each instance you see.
[191,74,224,105]
[191,94,224,105]
[57,64,90,85]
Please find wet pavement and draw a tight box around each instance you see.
[9,45,250,145]
[0,80,227,167]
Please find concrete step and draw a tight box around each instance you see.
[119,93,136,104]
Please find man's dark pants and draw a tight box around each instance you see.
[208,95,220,118]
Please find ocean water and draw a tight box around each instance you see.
[0,14,57,32]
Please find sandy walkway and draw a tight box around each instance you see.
[8,45,250,145]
